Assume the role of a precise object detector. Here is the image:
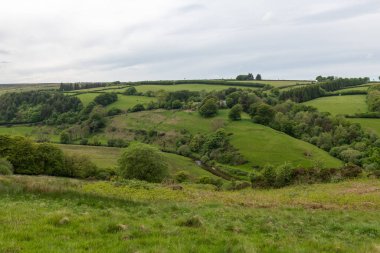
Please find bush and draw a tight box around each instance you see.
[197,176,223,188]
[129,104,145,113]
[275,163,293,187]
[107,108,123,116]
[0,158,13,175]
[60,131,71,144]
[107,139,129,148]
[199,98,218,118]
[177,145,191,157]
[35,143,65,176]
[124,86,137,95]
[118,143,168,182]
[64,154,99,179]
[228,104,242,121]
[94,93,118,106]
[175,171,190,183]
[80,139,88,145]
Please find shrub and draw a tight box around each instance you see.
[118,143,168,182]
[197,176,223,188]
[275,163,293,187]
[262,165,276,187]
[94,93,118,106]
[60,131,71,144]
[80,139,88,145]
[129,104,145,112]
[175,171,190,183]
[177,145,191,157]
[107,139,129,148]
[34,143,65,176]
[0,158,13,175]
[107,108,123,116]
[199,98,218,118]
[124,86,137,95]
[228,104,242,121]
[64,154,98,179]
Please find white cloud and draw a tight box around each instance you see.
[0,0,379,83]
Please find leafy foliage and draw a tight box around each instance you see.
[118,143,168,182]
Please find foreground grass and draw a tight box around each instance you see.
[1,175,380,252]
[303,95,368,116]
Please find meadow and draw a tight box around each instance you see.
[348,118,380,136]
[134,84,256,93]
[303,95,368,116]
[56,144,220,182]
[227,80,314,88]
[1,175,380,253]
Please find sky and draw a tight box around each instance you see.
[0,0,379,83]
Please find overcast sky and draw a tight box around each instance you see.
[0,0,379,83]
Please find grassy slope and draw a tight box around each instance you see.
[349,118,380,136]
[106,95,156,110]
[227,80,313,87]
[56,144,220,181]
[303,95,368,116]
[0,126,60,142]
[1,175,380,253]
[134,84,256,93]
[109,110,342,168]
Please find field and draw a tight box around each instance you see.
[1,175,380,253]
[134,84,256,93]
[107,110,342,168]
[349,118,380,136]
[0,125,60,142]
[106,95,156,110]
[303,95,368,116]
[227,80,314,88]
[0,83,59,95]
[56,144,220,182]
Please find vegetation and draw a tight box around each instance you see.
[118,143,168,182]
[1,176,380,252]
[94,93,118,106]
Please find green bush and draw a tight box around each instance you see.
[228,104,242,121]
[118,143,168,182]
[199,98,218,118]
[60,131,71,144]
[197,176,223,188]
[124,86,137,95]
[129,104,145,113]
[177,145,191,157]
[94,93,118,106]
[0,158,13,175]
[64,154,98,179]
[175,171,190,183]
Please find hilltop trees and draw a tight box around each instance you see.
[256,74,262,80]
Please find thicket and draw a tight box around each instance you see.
[367,84,380,112]
[0,135,111,179]
[0,91,82,124]
[94,93,118,106]
[250,163,362,188]
[280,77,369,102]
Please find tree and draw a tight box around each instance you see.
[34,143,65,176]
[256,74,262,80]
[199,98,218,118]
[229,104,242,121]
[60,131,71,144]
[118,143,168,182]
[247,73,254,80]
[249,103,275,125]
[94,93,118,106]
[124,86,137,95]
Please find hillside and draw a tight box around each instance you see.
[1,175,380,252]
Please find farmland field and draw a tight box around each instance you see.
[303,95,368,116]
[134,84,256,93]
[1,175,380,253]
[105,95,156,110]
[349,118,380,136]
[227,80,314,88]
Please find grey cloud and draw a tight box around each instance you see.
[295,0,380,24]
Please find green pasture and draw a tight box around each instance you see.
[303,95,368,116]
